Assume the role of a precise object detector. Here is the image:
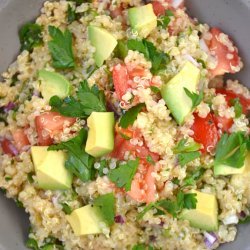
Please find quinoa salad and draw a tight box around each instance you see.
[0,0,250,249]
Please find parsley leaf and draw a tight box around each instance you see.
[114,40,128,60]
[239,215,250,224]
[157,10,174,28]
[93,193,115,226]
[108,159,139,191]
[150,86,161,94]
[67,4,77,23]
[184,87,204,109]
[61,203,73,214]
[214,132,247,168]
[26,238,39,250]
[231,98,243,118]
[48,26,75,69]
[119,103,145,128]
[132,244,154,250]
[48,129,95,181]
[173,139,201,154]
[178,151,201,166]
[19,23,43,52]
[182,167,205,187]
[138,191,197,219]
[127,39,170,75]
[50,80,106,118]
[146,155,155,165]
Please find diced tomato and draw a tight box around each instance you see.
[1,139,18,156]
[216,88,250,114]
[206,28,241,78]
[12,128,30,151]
[191,113,219,153]
[213,115,233,133]
[128,164,156,203]
[152,1,166,16]
[113,64,130,101]
[110,132,159,162]
[35,112,76,146]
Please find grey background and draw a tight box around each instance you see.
[0,0,250,249]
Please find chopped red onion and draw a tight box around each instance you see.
[7,142,19,156]
[114,215,125,224]
[172,0,183,9]
[3,102,16,113]
[240,211,247,219]
[204,232,217,248]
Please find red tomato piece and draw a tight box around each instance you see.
[1,139,18,156]
[191,113,219,153]
[35,112,76,146]
[213,115,233,133]
[216,88,250,114]
[206,28,241,78]
[152,1,166,16]
[128,164,156,204]
[113,64,130,101]
[12,128,30,151]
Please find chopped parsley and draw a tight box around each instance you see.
[214,132,247,168]
[48,129,95,182]
[61,203,73,215]
[174,139,201,166]
[119,103,145,129]
[127,39,170,75]
[93,193,115,226]
[108,159,139,191]
[19,23,43,52]
[132,244,154,250]
[182,167,205,187]
[150,86,161,94]
[231,98,243,118]
[138,190,197,219]
[184,86,204,109]
[146,155,155,165]
[48,26,75,69]
[239,215,250,224]
[67,4,77,23]
[157,10,174,28]
[114,40,129,60]
[49,80,106,118]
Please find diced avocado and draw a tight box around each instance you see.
[180,190,218,232]
[128,4,157,38]
[38,70,71,102]
[214,152,249,176]
[85,112,115,158]
[161,62,200,125]
[31,146,72,190]
[88,26,117,67]
[66,204,105,235]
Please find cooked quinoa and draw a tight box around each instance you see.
[0,1,249,250]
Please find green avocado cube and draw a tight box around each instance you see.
[66,204,105,235]
[38,70,71,102]
[161,62,200,125]
[85,112,115,158]
[128,4,157,38]
[88,26,117,67]
[31,146,72,190]
[180,190,218,232]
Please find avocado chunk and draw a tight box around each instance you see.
[88,26,117,67]
[180,190,218,232]
[85,112,115,158]
[31,146,72,190]
[66,204,105,235]
[38,70,71,102]
[214,151,249,176]
[128,4,157,38]
[161,62,200,125]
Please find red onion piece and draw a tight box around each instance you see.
[114,215,125,224]
[3,102,16,113]
[204,232,217,248]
